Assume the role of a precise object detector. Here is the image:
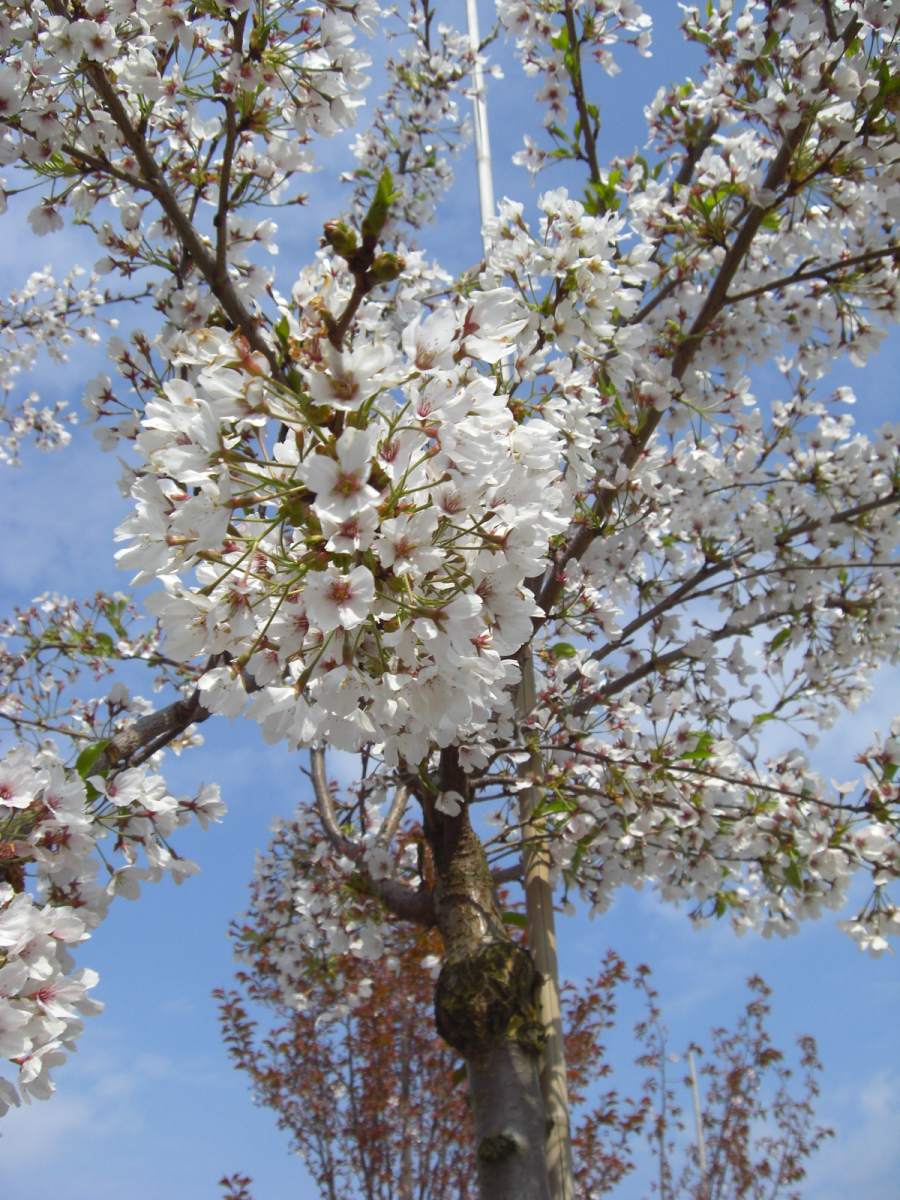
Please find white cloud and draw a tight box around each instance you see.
[1,1063,144,1171]
[0,435,127,599]
[806,1070,900,1199]
[0,201,99,291]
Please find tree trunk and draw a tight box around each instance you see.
[427,750,552,1200]
[466,1038,550,1200]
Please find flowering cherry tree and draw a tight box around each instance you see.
[0,1,898,1197]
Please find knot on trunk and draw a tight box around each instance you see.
[478,1131,524,1163]
[435,941,544,1060]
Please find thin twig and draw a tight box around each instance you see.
[725,244,899,306]
[309,748,435,925]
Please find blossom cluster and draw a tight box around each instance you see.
[0,742,223,1112]
[0,0,379,405]
[115,145,899,940]
[1,1,374,184]
[0,879,100,1116]
[634,1,900,377]
[0,590,196,748]
[497,0,652,120]
[498,0,651,179]
[234,800,415,1022]
[0,267,106,464]
[502,672,900,953]
[344,0,476,233]
[116,273,569,764]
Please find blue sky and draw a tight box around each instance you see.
[1,3,899,1197]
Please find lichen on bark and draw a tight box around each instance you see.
[478,1132,522,1163]
[427,750,544,1063]
[435,940,545,1060]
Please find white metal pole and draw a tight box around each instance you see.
[466,0,496,245]
[517,650,575,1200]
[689,1050,709,1189]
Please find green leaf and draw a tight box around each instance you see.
[273,315,290,346]
[33,151,80,179]
[550,26,569,52]
[549,642,577,660]
[585,172,622,216]
[373,168,396,210]
[680,731,714,762]
[75,740,110,780]
[751,711,776,727]
[93,633,115,655]
[535,798,577,817]
[768,626,793,652]
[784,860,804,890]
[103,599,128,639]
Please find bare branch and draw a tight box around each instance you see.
[563,1,601,186]
[95,689,209,773]
[309,748,435,926]
[310,744,353,856]
[725,243,900,306]
[491,864,524,885]
[378,785,410,848]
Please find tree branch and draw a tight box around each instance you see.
[567,489,899,685]
[377,785,410,848]
[725,244,899,306]
[42,0,281,377]
[563,1,601,186]
[536,107,848,623]
[95,688,209,772]
[309,748,435,925]
[571,603,825,717]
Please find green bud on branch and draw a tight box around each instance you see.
[361,167,396,246]
[367,252,405,285]
[322,220,359,260]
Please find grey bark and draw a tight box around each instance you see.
[468,1040,552,1200]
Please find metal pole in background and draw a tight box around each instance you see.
[466,0,496,242]
[689,1049,708,1196]
[516,650,576,1200]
